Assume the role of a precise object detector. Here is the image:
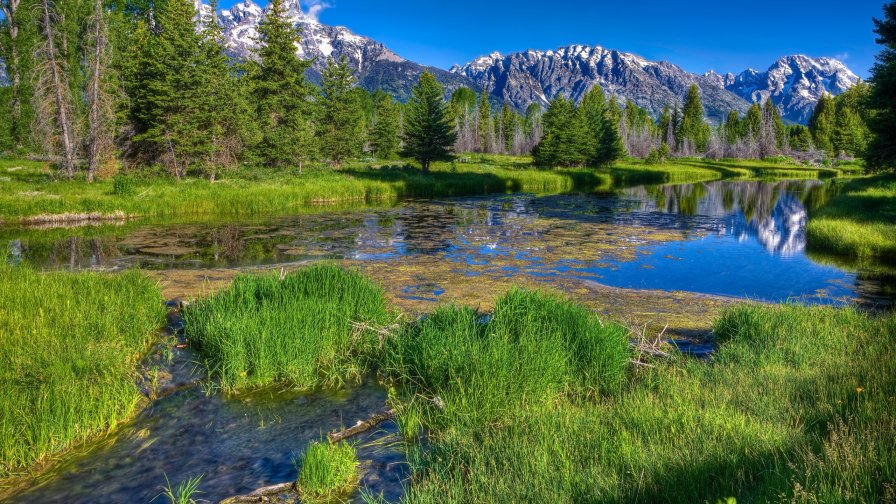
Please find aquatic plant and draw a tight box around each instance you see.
[0,263,164,478]
[183,264,393,392]
[158,474,204,504]
[295,441,359,502]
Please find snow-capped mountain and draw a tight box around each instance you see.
[718,56,859,123]
[204,0,472,100]
[450,45,751,123]
[451,47,859,124]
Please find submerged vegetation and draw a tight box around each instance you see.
[807,173,896,260]
[0,263,164,479]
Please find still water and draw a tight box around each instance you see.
[4,179,891,305]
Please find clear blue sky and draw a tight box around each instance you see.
[220,0,886,78]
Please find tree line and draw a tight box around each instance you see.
[1,0,894,176]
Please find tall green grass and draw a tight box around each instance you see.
[0,264,164,478]
[383,289,631,425]
[393,303,895,503]
[295,441,360,502]
[183,264,393,392]
[807,174,896,261]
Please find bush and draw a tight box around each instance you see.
[295,441,359,502]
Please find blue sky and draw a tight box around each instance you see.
[220,0,885,78]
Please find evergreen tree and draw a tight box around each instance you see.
[724,110,742,143]
[744,103,762,139]
[477,88,492,152]
[532,95,588,167]
[125,0,216,178]
[319,56,364,167]
[866,1,896,169]
[251,0,318,170]
[401,71,456,172]
[579,85,607,159]
[677,84,709,151]
[501,103,515,152]
[596,110,626,166]
[787,125,814,152]
[657,105,672,144]
[369,93,400,159]
[808,93,837,154]
[0,0,37,152]
[832,81,872,158]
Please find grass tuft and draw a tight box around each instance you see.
[295,441,360,502]
[183,264,393,392]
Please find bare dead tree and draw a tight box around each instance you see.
[85,0,115,182]
[34,0,77,177]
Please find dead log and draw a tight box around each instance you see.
[218,482,296,504]
[327,409,395,444]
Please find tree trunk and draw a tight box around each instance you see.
[422,160,430,173]
[39,0,77,178]
[86,0,108,183]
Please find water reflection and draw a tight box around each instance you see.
[2,180,891,305]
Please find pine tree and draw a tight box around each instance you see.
[657,105,672,144]
[402,71,456,172]
[579,85,607,159]
[724,110,742,143]
[866,1,896,169]
[744,103,762,139]
[127,0,212,179]
[319,56,364,167]
[0,0,36,152]
[787,125,814,152]
[251,0,318,170]
[501,103,515,153]
[84,0,116,181]
[477,88,492,153]
[809,93,838,155]
[532,95,588,167]
[369,93,400,159]
[596,111,626,166]
[677,84,709,151]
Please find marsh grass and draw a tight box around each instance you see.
[382,288,631,426]
[393,303,896,503]
[295,441,360,502]
[807,174,896,260]
[159,474,204,504]
[182,264,393,392]
[0,263,164,478]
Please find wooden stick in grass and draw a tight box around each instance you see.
[327,409,396,444]
[218,482,296,504]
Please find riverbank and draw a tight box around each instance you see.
[0,156,846,224]
[0,264,164,481]
[807,173,896,261]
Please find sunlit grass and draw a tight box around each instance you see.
[807,174,896,260]
[0,263,164,478]
[183,264,393,392]
[295,441,360,502]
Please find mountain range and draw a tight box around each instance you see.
[203,0,860,124]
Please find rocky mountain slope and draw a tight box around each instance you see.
[202,0,472,100]
[713,55,859,123]
[451,46,858,124]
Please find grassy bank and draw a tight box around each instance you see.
[807,174,896,261]
[0,264,164,479]
[389,302,895,503]
[0,157,589,224]
[0,155,849,223]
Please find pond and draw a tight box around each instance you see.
[5,179,892,307]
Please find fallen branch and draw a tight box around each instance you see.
[327,409,396,444]
[218,482,296,504]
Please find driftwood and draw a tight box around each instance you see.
[218,482,296,504]
[327,409,396,444]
